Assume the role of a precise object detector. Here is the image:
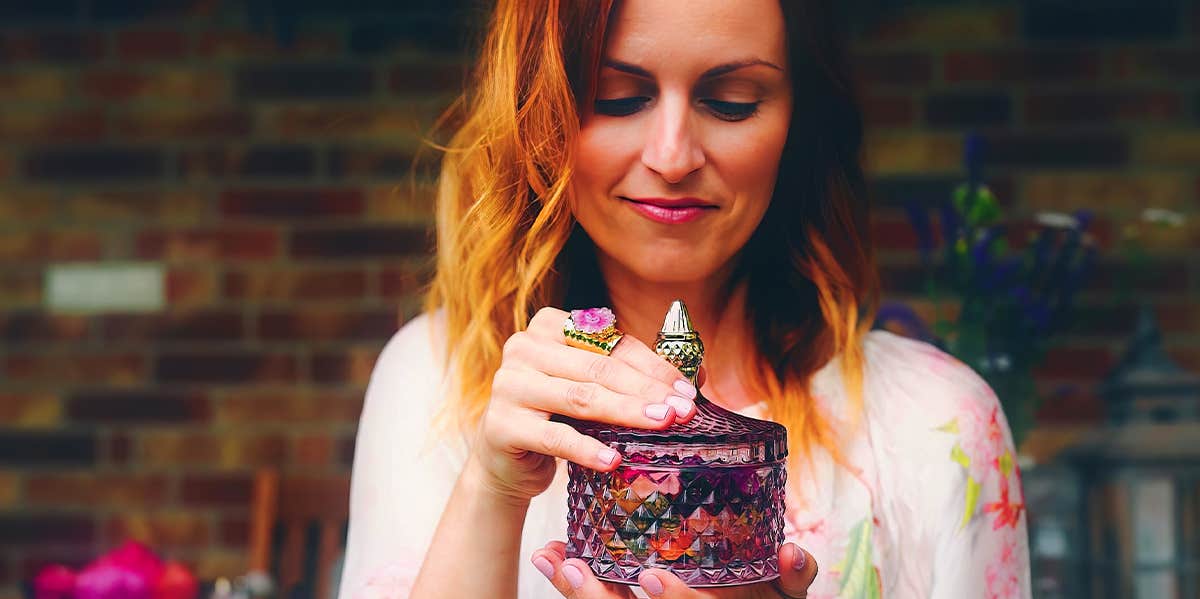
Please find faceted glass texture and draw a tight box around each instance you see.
[566,460,786,586]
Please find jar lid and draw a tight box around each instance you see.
[562,300,787,466]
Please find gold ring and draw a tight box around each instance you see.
[563,307,624,356]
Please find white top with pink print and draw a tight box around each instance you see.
[337,310,1031,599]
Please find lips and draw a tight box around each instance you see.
[621,196,716,224]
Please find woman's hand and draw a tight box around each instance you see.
[468,307,701,503]
[530,541,817,599]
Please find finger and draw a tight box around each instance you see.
[486,409,623,471]
[543,540,568,560]
[530,552,633,599]
[608,334,699,422]
[636,567,695,598]
[774,543,817,598]
[494,367,680,430]
[503,334,693,421]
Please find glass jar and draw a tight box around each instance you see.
[560,300,787,587]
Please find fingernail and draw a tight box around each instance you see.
[793,546,808,571]
[673,379,697,399]
[597,447,618,466]
[644,404,671,420]
[533,556,555,580]
[665,395,694,417]
[641,572,665,596]
[562,563,584,589]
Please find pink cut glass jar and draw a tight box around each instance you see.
[559,300,787,587]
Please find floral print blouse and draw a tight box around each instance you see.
[337,311,1031,598]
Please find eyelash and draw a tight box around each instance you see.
[593,97,760,121]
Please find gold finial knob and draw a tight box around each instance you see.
[655,300,704,383]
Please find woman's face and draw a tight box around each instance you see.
[570,0,792,285]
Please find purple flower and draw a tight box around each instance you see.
[571,307,616,334]
[33,564,75,599]
[74,562,151,599]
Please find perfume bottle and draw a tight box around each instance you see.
[562,300,787,587]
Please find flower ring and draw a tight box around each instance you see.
[563,307,624,355]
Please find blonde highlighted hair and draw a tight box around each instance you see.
[422,0,879,471]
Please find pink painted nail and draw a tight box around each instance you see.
[673,379,697,399]
[641,571,665,595]
[644,404,671,420]
[664,395,693,417]
[562,563,584,589]
[533,556,555,580]
[793,545,808,570]
[597,447,618,466]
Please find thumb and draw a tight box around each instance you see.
[775,543,817,598]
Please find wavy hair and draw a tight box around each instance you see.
[422,0,878,476]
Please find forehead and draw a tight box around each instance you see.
[603,0,787,71]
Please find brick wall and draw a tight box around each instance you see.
[0,1,1197,595]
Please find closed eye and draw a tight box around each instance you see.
[594,97,760,121]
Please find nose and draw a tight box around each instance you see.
[641,93,706,184]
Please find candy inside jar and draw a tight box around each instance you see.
[559,300,788,587]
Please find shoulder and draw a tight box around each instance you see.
[859,329,1000,431]
[362,308,449,416]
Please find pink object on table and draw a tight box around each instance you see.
[154,561,199,599]
[95,540,165,584]
[32,564,75,599]
[74,562,152,599]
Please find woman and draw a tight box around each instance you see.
[339,0,1031,597]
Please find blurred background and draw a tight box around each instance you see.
[0,1,1196,598]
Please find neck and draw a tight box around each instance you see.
[595,251,754,403]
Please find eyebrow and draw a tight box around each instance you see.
[601,57,784,80]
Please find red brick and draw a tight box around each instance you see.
[858,6,1017,45]
[195,30,341,60]
[112,107,252,140]
[136,228,280,261]
[5,353,145,385]
[215,392,362,425]
[0,108,106,142]
[223,268,369,301]
[310,348,381,385]
[293,434,338,466]
[97,310,244,342]
[66,390,209,424]
[0,69,71,102]
[166,269,219,306]
[944,49,1101,83]
[107,433,133,466]
[327,146,430,178]
[64,189,209,223]
[0,268,43,308]
[80,69,228,103]
[1110,48,1200,80]
[861,94,916,128]
[181,473,254,507]
[115,29,189,62]
[26,473,169,507]
[0,514,95,546]
[266,105,445,140]
[180,146,315,179]
[1026,91,1182,124]
[0,31,106,62]
[140,433,287,467]
[851,51,933,87]
[0,393,60,427]
[290,225,432,259]
[1021,172,1192,213]
[0,431,96,467]
[1033,346,1115,379]
[105,512,211,549]
[259,308,397,342]
[218,516,249,547]
[0,313,89,342]
[339,436,356,466]
[379,263,432,299]
[366,182,438,222]
[1082,258,1190,294]
[220,188,364,219]
[1033,382,1104,424]
[0,230,103,262]
[24,147,165,181]
[388,62,468,94]
[155,352,297,383]
[0,188,56,224]
[870,211,921,250]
